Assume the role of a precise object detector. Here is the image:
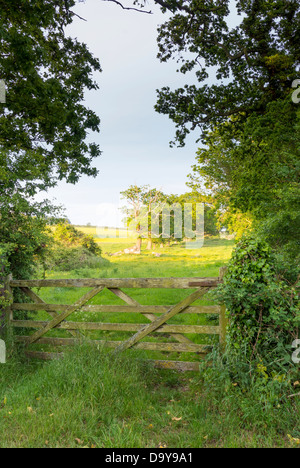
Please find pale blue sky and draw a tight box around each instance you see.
[39,0,239,227]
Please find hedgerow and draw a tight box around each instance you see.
[210,235,300,399]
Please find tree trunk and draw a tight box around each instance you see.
[146,238,152,250]
[136,237,142,252]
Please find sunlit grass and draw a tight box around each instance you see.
[0,343,298,448]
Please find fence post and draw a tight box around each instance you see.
[219,267,228,351]
[4,275,13,343]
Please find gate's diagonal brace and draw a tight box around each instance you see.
[115,288,209,353]
[20,287,45,305]
[108,288,195,345]
[108,288,158,322]
[28,286,104,345]
[20,287,83,340]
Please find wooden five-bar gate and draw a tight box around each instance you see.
[4,269,227,371]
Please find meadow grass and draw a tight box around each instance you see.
[1,343,299,448]
[1,236,299,448]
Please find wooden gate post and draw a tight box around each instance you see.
[4,275,13,342]
[219,267,228,351]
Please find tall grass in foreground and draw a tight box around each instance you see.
[0,343,299,448]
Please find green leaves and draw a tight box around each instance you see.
[216,235,299,368]
[153,0,300,145]
[0,0,101,190]
[0,1,102,284]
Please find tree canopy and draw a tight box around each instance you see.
[0,0,101,194]
[107,0,299,143]
[152,0,300,146]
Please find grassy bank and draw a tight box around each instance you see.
[1,344,299,448]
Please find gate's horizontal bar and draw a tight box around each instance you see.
[10,277,221,289]
[189,281,220,287]
[25,351,63,361]
[12,320,220,335]
[151,360,201,371]
[12,303,220,315]
[16,336,212,353]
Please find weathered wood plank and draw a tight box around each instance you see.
[20,287,47,305]
[12,320,220,335]
[108,288,139,306]
[10,273,227,370]
[12,303,220,315]
[13,303,74,312]
[115,288,210,353]
[27,286,104,345]
[150,360,201,371]
[107,288,196,346]
[25,351,64,361]
[188,281,220,287]
[10,277,220,289]
[16,336,212,353]
[3,275,13,340]
[219,266,228,281]
[218,267,228,351]
[16,336,78,346]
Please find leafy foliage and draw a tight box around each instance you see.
[0,0,101,288]
[0,245,12,324]
[0,0,101,188]
[188,98,300,251]
[121,185,219,247]
[153,0,300,146]
[47,245,106,272]
[167,192,219,237]
[216,236,299,382]
[0,195,57,331]
[120,185,168,248]
[52,223,101,255]
[46,223,105,271]
[137,0,300,257]
[0,195,53,280]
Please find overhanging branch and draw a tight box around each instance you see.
[102,0,152,14]
[102,0,227,15]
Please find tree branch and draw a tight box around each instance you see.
[153,0,227,15]
[102,0,152,14]
[102,0,227,15]
[213,35,246,61]
[72,12,88,21]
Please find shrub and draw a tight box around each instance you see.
[48,245,107,272]
[0,245,12,334]
[53,223,101,256]
[214,235,299,392]
[45,223,107,271]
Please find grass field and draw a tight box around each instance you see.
[1,235,299,448]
